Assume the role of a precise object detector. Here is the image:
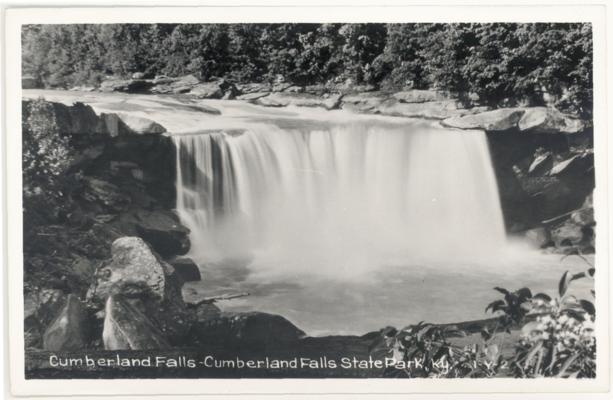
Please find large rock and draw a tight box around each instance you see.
[90,237,168,302]
[255,92,342,110]
[169,257,201,282]
[42,295,88,351]
[102,295,170,350]
[189,82,224,99]
[441,108,526,131]
[24,289,67,348]
[193,311,306,346]
[518,107,585,134]
[115,113,167,135]
[236,82,271,94]
[99,113,134,137]
[132,210,190,258]
[392,90,448,103]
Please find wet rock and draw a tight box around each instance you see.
[194,312,306,346]
[255,92,342,110]
[441,108,526,131]
[523,227,553,248]
[169,257,201,282]
[42,295,88,351]
[392,90,447,103]
[518,107,585,134]
[102,295,170,350]
[133,210,190,258]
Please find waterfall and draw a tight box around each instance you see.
[173,120,507,277]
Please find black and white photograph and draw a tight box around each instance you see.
[3,3,611,397]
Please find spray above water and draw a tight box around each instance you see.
[173,118,507,279]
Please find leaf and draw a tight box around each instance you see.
[516,287,533,301]
[556,353,579,378]
[570,272,586,282]
[559,271,570,297]
[533,293,552,302]
[579,300,595,316]
[588,268,595,277]
[493,287,510,296]
[486,299,505,313]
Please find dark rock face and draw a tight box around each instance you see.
[192,311,306,346]
[102,294,170,350]
[42,295,88,351]
[169,257,201,282]
[24,289,67,348]
[132,210,190,258]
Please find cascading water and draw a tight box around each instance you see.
[173,118,507,279]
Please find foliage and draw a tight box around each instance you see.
[22,98,72,198]
[22,23,593,117]
[378,262,596,379]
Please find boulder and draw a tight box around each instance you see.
[194,311,306,346]
[255,92,342,110]
[523,227,553,248]
[441,108,525,131]
[518,107,586,134]
[42,295,88,351]
[115,113,167,135]
[24,289,67,348]
[131,72,146,79]
[100,113,135,137]
[132,210,190,257]
[169,257,201,282]
[190,82,225,99]
[392,90,448,103]
[89,236,168,302]
[81,177,131,212]
[102,295,170,350]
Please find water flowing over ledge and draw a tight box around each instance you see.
[173,117,507,278]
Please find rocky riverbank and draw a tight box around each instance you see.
[22,84,594,376]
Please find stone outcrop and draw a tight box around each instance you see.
[102,294,170,350]
[42,295,88,351]
[443,107,585,134]
[24,289,67,348]
[254,92,343,110]
[113,114,167,135]
[442,108,526,131]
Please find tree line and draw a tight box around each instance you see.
[22,23,592,118]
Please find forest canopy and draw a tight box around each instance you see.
[22,23,593,118]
